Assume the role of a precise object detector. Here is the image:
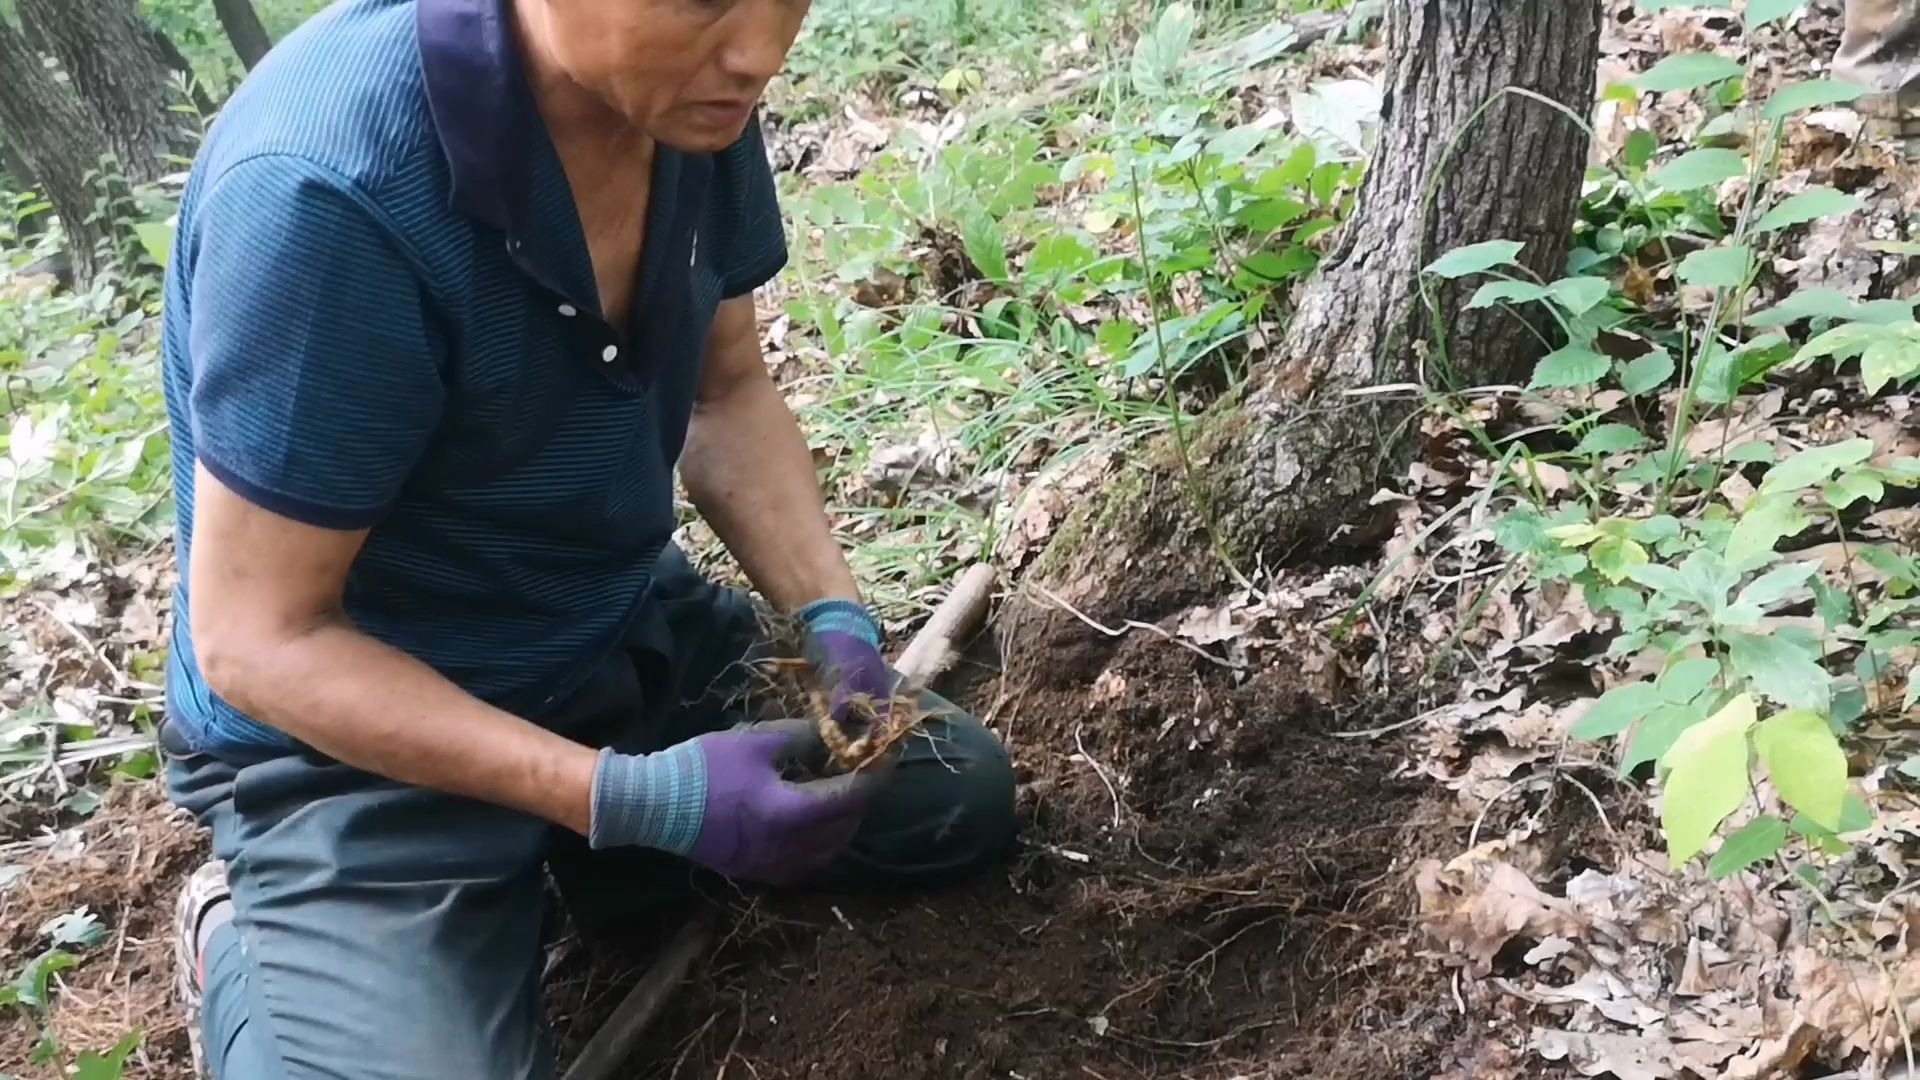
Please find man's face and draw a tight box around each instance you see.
[523,0,810,152]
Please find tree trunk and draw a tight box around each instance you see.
[0,22,113,282]
[213,0,273,71]
[1037,0,1601,610]
[16,0,195,185]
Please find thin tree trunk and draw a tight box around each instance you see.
[0,22,112,282]
[17,0,195,185]
[213,0,273,71]
[1038,0,1602,608]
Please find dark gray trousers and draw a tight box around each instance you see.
[161,546,1016,1079]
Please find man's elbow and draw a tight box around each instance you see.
[190,606,315,714]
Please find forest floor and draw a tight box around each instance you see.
[6,1,1920,1078]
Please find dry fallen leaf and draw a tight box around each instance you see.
[1416,855,1585,976]
[1531,1028,1677,1080]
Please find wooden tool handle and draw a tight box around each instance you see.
[894,563,998,684]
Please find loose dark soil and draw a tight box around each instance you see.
[552,603,1483,1080]
[3,601,1491,1079]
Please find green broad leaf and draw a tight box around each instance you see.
[1591,536,1651,583]
[961,211,1011,284]
[1760,437,1876,494]
[1130,0,1196,95]
[11,950,77,1009]
[1746,0,1805,26]
[73,1031,144,1080]
[1811,575,1854,629]
[1730,441,1779,464]
[1661,693,1757,866]
[1577,423,1647,455]
[1206,125,1269,164]
[1095,320,1137,361]
[1727,630,1833,711]
[1571,680,1661,740]
[1549,522,1607,549]
[1764,78,1873,120]
[1754,186,1861,233]
[1238,196,1310,234]
[133,221,172,269]
[1859,544,1920,587]
[1793,321,1884,367]
[1549,276,1613,316]
[1628,562,1689,598]
[1625,700,1711,773]
[1465,280,1550,309]
[1531,346,1611,389]
[1425,240,1526,279]
[1652,148,1746,192]
[1726,491,1812,572]
[1736,562,1819,609]
[1028,234,1098,279]
[1659,657,1723,704]
[1634,53,1745,93]
[1697,335,1795,406]
[1631,515,1685,544]
[1825,469,1886,509]
[1905,671,1920,711]
[1754,709,1847,829]
[1707,814,1787,879]
[1746,287,1870,327]
[1620,348,1677,395]
[1625,128,1658,169]
[1792,792,1874,845]
[1861,335,1920,394]
[1677,244,1754,288]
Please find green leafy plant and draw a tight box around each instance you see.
[1432,0,1912,877]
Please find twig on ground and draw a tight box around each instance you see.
[561,913,717,1080]
[1073,723,1124,830]
[1026,583,1242,670]
[668,1010,723,1080]
[29,597,125,690]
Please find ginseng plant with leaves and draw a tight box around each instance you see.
[1430,0,1920,881]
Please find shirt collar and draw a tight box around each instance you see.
[417,0,533,235]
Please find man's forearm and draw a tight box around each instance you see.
[681,372,861,612]
[203,616,598,834]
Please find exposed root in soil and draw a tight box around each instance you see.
[748,607,932,773]
[552,600,1480,1079]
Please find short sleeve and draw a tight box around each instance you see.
[717,113,788,298]
[185,155,445,530]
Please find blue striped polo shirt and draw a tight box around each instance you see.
[158,0,788,754]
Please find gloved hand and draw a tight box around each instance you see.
[587,717,880,884]
[797,598,894,734]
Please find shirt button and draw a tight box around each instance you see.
[558,303,577,317]
[601,345,619,363]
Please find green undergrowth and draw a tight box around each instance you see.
[1415,0,1920,884]
[763,1,1367,611]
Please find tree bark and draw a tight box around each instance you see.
[17,0,195,185]
[213,0,273,71]
[0,21,113,282]
[1038,0,1602,610]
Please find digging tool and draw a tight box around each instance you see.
[559,563,1000,1080]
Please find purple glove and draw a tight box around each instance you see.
[588,717,880,884]
[798,598,894,735]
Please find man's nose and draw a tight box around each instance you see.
[716,0,800,83]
